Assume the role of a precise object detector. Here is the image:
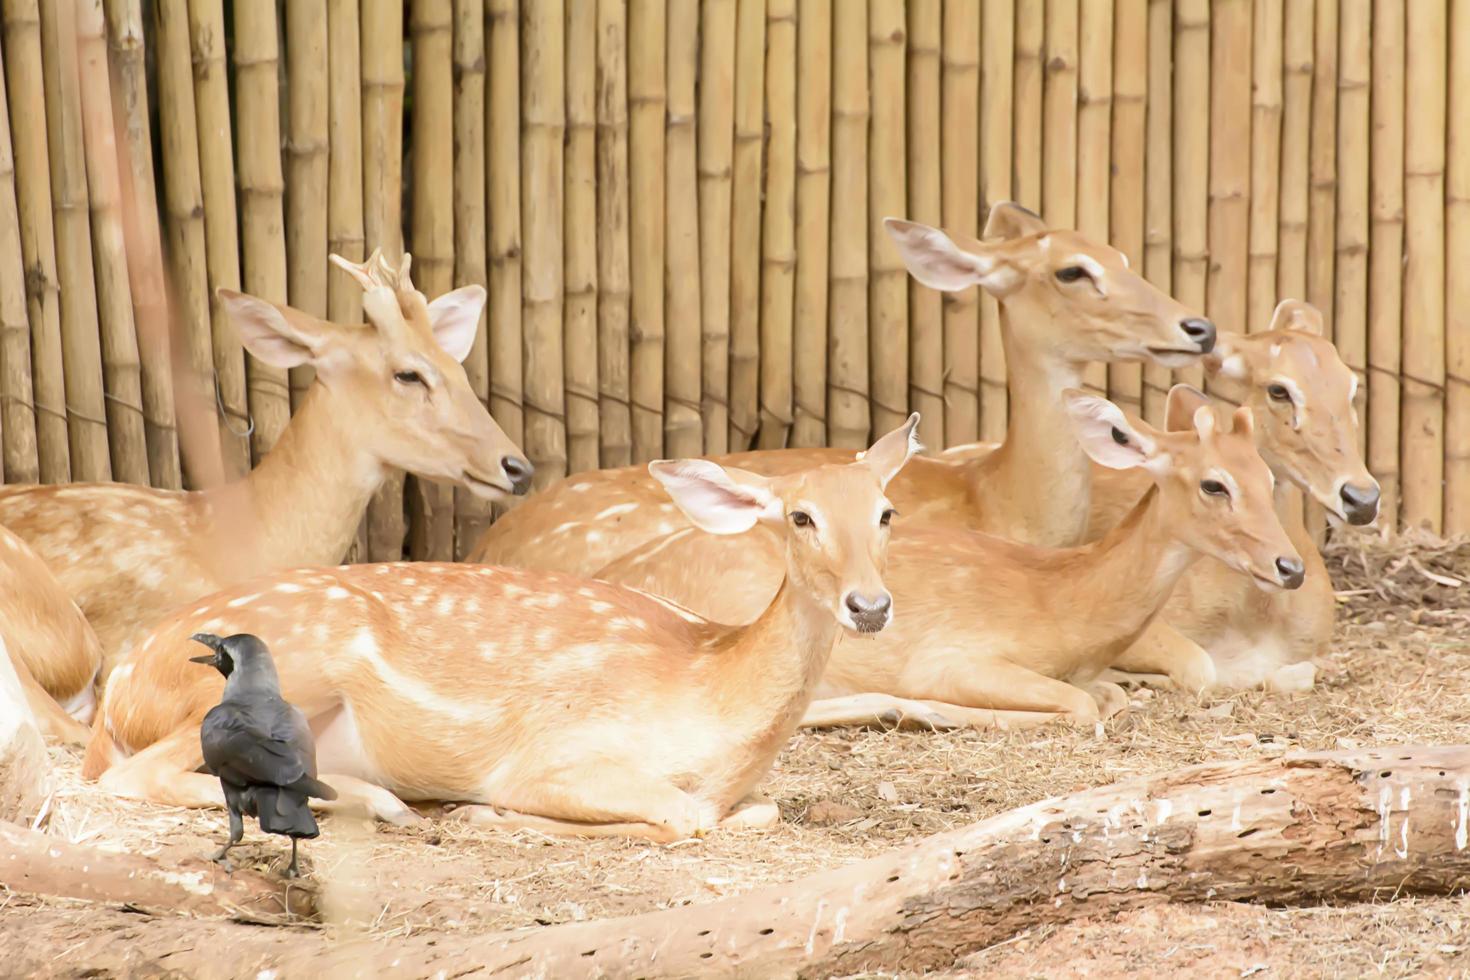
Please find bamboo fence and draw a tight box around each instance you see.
[0,1,1463,554]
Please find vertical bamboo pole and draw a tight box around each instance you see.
[39,0,110,481]
[150,0,220,489]
[285,0,329,408]
[1306,0,1337,325]
[1334,0,1369,445]
[1107,0,1145,413]
[1276,0,1313,304]
[361,0,406,558]
[727,0,765,451]
[628,0,665,461]
[1172,0,1208,392]
[1368,0,1404,532]
[978,0,1013,439]
[1246,0,1282,334]
[487,0,524,464]
[1207,0,1251,352]
[1076,0,1112,395]
[1141,0,1172,424]
[1401,0,1446,533]
[663,0,702,456]
[0,38,35,484]
[698,0,736,455]
[828,0,868,448]
[791,0,830,449]
[757,0,796,450]
[186,0,249,479]
[234,0,291,461]
[596,0,632,468]
[565,0,601,471]
[452,0,490,555]
[1448,0,1470,534]
[408,0,456,560]
[521,0,567,487]
[1012,0,1044,215]
[76,0,148,485]
[104,0,181,489]
[1042,0,1078,230]
[941,0,979,445]
[906,0,943,449]
[868,0,907,441]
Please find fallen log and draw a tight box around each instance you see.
[0,820,316,922]
[0,636,49,822]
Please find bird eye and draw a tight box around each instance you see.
[1055,266,1091,284]
[879,508,896,527]
[394,370,426,386]
[791,511,814,528]
[1200,479,1229,497]
[1266,383,1291,402]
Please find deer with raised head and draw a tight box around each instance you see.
[0,252,531,682]
[467,203,1215,575]
[82,419,921,840]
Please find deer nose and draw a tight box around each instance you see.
[1179,318,1217,353]
[844,591,892,633]
[1339,482,1380,525]
[1275,556,1305,590]
[501,454,535,495]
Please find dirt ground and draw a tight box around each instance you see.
[4,532,1470,978]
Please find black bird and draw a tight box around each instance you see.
[191,632,337,877]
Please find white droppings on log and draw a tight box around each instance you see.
[1456,780,1468,850]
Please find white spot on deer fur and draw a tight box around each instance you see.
[227,593,261,609]
[577,588,597,598]
[552,522,579,536]
[275,583,305,594]
[504,584,527,599]
[463,598,480,615]
[534,628,556,648]
[568,481,593,493]
[595,503,638,520]
[478,642,499,660]
[589,601,613,615]
[585,531,606,545]
[346,627,488,721]
[326,587,351,600]
[435,596,456,616]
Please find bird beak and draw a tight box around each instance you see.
[188,654,216,665]
[189,633,223,665]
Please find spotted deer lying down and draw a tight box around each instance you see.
[83,418,921,841]
[0,253,531,683]
[598,387,1302,731]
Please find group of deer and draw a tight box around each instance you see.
[5,203,1378,843]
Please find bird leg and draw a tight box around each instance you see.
[210,807,243,871]
[283,838,300,879]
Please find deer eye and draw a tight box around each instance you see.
[879,508,896,527]
[1200,479,1229,497]
[1266,383,1291,402]
[394,370,426,387]
[790,511,814,528]
[1111,426,1129,446]
[1055,266,1091,284]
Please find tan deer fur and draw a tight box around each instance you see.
[82,419,922,841]
[0,253,530,682]
[468,203,1214,575]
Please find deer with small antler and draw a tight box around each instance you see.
[0,250,531,692]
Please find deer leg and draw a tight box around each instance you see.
[913,659,1111,726]
[446,775,712,843]
[801,693,1065,731]
[11,655,90,746]
[95,723,226,809]
[312,773,421,826]
[1109,620,1218,696]
[719,794,780,831]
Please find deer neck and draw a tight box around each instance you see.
[973,307,1093,547]
[711,572,838,724]
[204,384,384,576]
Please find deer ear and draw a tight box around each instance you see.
[883,218,1021,295]
[982,201,1047,240]
[426,286,487,362]
[649,460,781,535]
[1064,390,1163,472]
[1231,404,1255,437]
[859,413,922,489]
[219,289,330,370]
[1163,384,1213,432]
[1269,299,1324,335]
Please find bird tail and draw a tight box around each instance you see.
[251,786,320,839]
[288,775,339,802]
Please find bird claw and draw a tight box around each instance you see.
[210,854,235,874]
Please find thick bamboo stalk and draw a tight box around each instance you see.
[1401,0,1447,533]
[1368,0,1404,532]
[76,0,147,486]
[0,39,35,484]
[408,0,456,560]
[697,0,735,455]
[628,0,665,461]
[791,0,831,449]
[1012,0,1044,214]
[234,0,291,461]
[521,0,567,487]
[1247,0,1283,333]
[663,0,702,457]
[1449,0,1470,534]
[150,0,221,489]
[757,0,796,450]
[285,0,329,408]
[1076,0,1112,396]
[1306,0,1337,325]
[727,0,765,451]
[565,0,601,472]
[38,0,109,481]
[487,0,525,461]
[828,0,868,449]
[1172,0,1209,393]
[1141,0,1172,424]
[596,0,632,468]
[361,0,406,559]
[867,0,907,442]
[1107,0,1146,413]
[1042,0,1078,230]
[452,0,490,557]
[905,0,943,449]
[103,0,180,489]
[186,0,249,479]
[1334,0,1369,447]
[979,0,1014,439]
[1276,0,1312,303]
[940,0,979,445]
[1207,0,1251,351]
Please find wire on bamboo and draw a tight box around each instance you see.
[696,0,735,455]
[1076,0,1112,397]
[940,0,979,445]
[285,0,329,408]
[827,0,867,449]
[868,0,906,442]
[628,0,665,461]
[595,0,631,468]
[1276,0,1312,303]
[1171,0,1208,393]
[565,0,600,472]
[1107,0,1145,413]
[1334,0,1369,450]
[1247,0,1284,335]
[663,0,702,457]
[791,0,831,449]
[757,0,796,450]
[1368,0,1405,531]
[905,0,942,450]
[487,0,524,465]
[978,0,1014,438]
[726,0,765,451]
[1140,0,1173,424]
[1447,0,1470,534]
[0,28,36,484]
